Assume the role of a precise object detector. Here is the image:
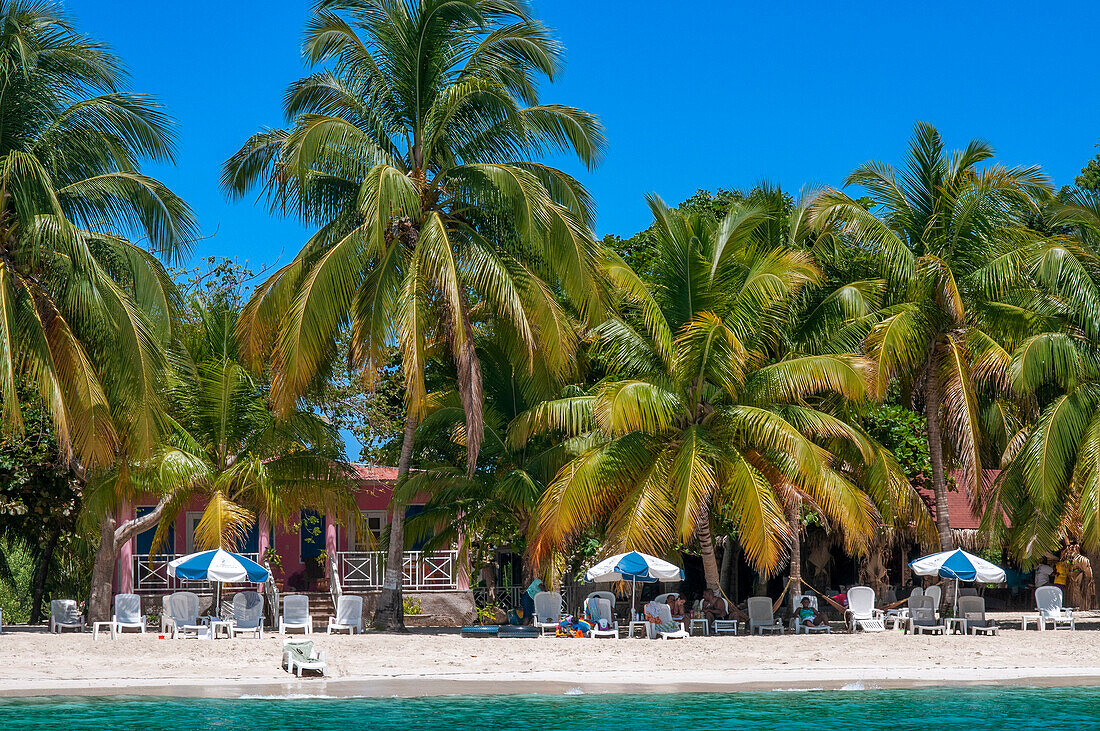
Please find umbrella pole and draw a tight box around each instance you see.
[631,577,636,620]
[954,577,958,617]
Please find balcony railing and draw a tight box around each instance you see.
[337,550,459,591]
[133,553,261,594]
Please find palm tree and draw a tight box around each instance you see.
[518,195,916,594]
[84,299,356,620]
[812,122,1051,551]
[223,0,605,628]
[0,1,194,468]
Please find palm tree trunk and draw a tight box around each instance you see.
[28,526,61,624]
[925,366,955,551]
[788,498,803,596]
[373,409,417,631]
[696,509,721,594]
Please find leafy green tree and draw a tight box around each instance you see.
[520,195,916,593]
[223,0,605,629]
[812,122,1052,551]
[0,1,194,470]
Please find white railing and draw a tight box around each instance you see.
[337,550,459,591]
[132,553,261,594]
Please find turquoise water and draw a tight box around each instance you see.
[3,686,1100,729]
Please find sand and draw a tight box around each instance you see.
[3,612,1100,698]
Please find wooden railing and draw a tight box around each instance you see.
[132,553,261,594]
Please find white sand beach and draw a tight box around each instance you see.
[5,613,1100,698]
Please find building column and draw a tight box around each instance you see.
[325,514,338,579]
[257,514,270,561]
[118,501,133,593]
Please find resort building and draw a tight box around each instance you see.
[113,464,474,623]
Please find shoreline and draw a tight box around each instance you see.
[6,668,1100,699]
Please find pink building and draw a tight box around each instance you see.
[115,464,469,604]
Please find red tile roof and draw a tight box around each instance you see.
[912,469,999,531]
[350,464,399,482]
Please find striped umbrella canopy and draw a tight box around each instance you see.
[585,551,683,618]
[909,548,1005,615]
[168,549,269,583]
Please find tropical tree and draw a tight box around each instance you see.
[520,195,918,595]
[83,299,356,620]
[223,0,605,628]
[811,122,1051,551]
[0,1,194,470]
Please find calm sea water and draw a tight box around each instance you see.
[3,686,1100,730]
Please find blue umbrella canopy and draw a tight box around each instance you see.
[909,549,1005,583]
[584,551,684,583]
[167,549,269,583]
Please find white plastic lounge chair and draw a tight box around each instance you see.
[907,605,946,635]
[747,596,784,635]
[1035,586,1075,631]
[586,597,619,639]
[230,591,265,638]
[532,592,563,637]
[111,593,146,637]
[924,584,942,615]
[163,592,205,638]
[279,594,313,634]
[645,601,688,639]
[711,598,738,635]
[790,594,830,634]
[327,595,363,635]
[49,599,85,633]
[846,586,885,632]
[957,595,997,636]
[585,591,616,609]
[886,587,922,630]
[283,638,327,677]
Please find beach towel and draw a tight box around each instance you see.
[644,601,679,634]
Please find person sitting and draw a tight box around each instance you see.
[701,588,729,622]
[665,594,686,619]
[797,596,827,627]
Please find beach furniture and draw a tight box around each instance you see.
[584,591,616,611]
[710,598,738,635]
[110,593,146,637]
[907,604,946,635]
[747,596,784,635]
[533,591,563,637]
[845,586,885,632]
[49,599,85,633]
[230,591,265,638]
[957,596,997,636]
[461,625,499,637]
[282,638,326,677]
[924,584,942,615]
[279,594,313,634]
[586,596,619,638]
[163,591,204,638]
[790,594,830,634]
[498,625,539,638]
[645,600,688,639]
[1033,586,1075,631]
[326,595,363,635]
[886,587,922,630]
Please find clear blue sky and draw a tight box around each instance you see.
[70,0,1100,269]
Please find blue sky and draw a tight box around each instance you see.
[68,0,1100,271]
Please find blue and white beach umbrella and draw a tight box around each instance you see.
[909,548,1006,614]
[585,551,684,617]
[168,549,270,583]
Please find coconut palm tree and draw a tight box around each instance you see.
[811,122,1051,550]
[83,299,357,620]
[222,0,605,628]
[0,1,194,468]
[517,195,917,593]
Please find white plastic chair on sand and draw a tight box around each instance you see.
[533,592,563,637]
[230,591,264,638]
[586,596,619,639]
[747,596,784,635]
[585,591,616,610]
[111,593,146,637]
[957,595,997,636]
[924,584,942,615]
[326,594,362,635]
[710,597,738,635]
[790,594,830,634]
[645,601,688,639]
[1035,586,1075,631]
[907,602,945,635]
[49,599,85,633]
[886,587,922,630]
[279,594,313,634]
[283,638,327,677]
[846,586,885,632]
[163,592,204,638]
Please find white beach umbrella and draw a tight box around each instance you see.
[584,551,684,617]
[909,548,1006,615]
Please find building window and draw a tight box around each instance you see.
[352,510,387,551]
